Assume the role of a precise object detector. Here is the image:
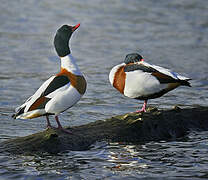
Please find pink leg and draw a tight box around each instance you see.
[46,115,54,129]
[136,100,147,113]
[55,116,72,134]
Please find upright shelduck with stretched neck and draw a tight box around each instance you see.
[13,24,87,133]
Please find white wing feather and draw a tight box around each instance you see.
[15,76,56,113]
[140,61,190,80]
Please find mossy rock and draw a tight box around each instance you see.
[1,106,208,155]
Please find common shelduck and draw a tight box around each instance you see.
[12,24,87,133]
[109,53,191,112]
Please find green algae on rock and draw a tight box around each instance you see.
[1,106,208,155]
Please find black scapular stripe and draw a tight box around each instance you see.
[124,64,158,73]
[124,64,184,84]
[43,75,70,96]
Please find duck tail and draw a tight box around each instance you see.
[180,79,191,87]
[12,106,26,119]
[11,113,17,119]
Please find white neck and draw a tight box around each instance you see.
[61,54,82,75]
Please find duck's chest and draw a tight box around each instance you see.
[68,73,87,95]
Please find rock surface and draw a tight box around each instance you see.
[1,106,208,155]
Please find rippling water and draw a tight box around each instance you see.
[1,132,208,179]
[0,0,208,179]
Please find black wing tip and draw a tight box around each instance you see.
[187,83,192,87]
[181,80,191,87]
[12,106,26,119]
[12,113,17,119]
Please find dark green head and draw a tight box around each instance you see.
[54,23,80,57]
[124,53,144,64]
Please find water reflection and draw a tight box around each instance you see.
[107,144,149,172]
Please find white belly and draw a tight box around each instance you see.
[124,71,166,98]
[45,86,81,115]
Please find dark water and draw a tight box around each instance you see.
[0,0,208,179]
